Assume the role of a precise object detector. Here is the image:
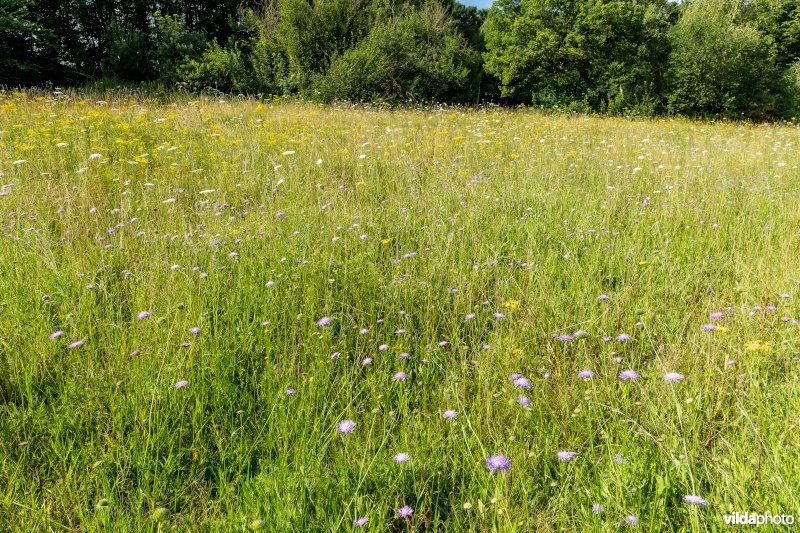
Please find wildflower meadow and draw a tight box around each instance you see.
[0,91,798,530]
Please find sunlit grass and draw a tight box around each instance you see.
[0,90,798,530]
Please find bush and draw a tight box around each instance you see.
[179,42,251,93]
[667,0,778,119]
[314,4,480,104]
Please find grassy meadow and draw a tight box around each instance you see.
[1,91,799,530]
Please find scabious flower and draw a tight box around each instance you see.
[174,380,188,388]
[316,317,332,327]
[486,454,511,472]
[465,313,476,320]
[577,369,594,380]
[393,452,410,464]
[616,333,632,342]
[353,517,369,527]
[393,372,408,381]
[701,324,717,331]
[517,395,531,409]
[624,515,638,525]
[68,340,84,349]
[337,420,356,434]
[710,311,724,319]
[513,377,532,389]
[443,410,458,419]
[592,504,605,514]
[396,506,413,518]
[50,330,64,339]
[684,495,708,506]
[137,311,152,320]
[361,358,372,366]
[598,294,611,301]
[619,370,641,381]
[614,453,626,463]
[557,450,578,462]
[509,373,523,381]
[378,344,389,351]
[285,388,297,396]
[664,372,685,382]
[189,327,202,335]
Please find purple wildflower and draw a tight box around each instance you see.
[710,311,724,320]
[137,311,151,320]
[624,515,638,525]
[517,395,531,408]
[465,313,476,320]
[616,333,632,342]
[577,369,594,380]
[174,380,188,388]
[493,312,506,319]
[513,377,532,389]
[361,357,372,366]
[68,340,84,349]
[189,327,202,335]
[592,504,605,514]
[486,454,511,472]
[378,344,389,351]
[285,388,297,396]
[396,506,413,518]
[129,349,141,357]
[683,495,708,506]
[443,410,458,419]
[353,517,369,527]
[557,450,578,462]
[664,372,685,382]
[619,370,641,381]
[337,420,356,434]
[393,372,408,381]
[701,324,717,331]
[393,452,410,464]
[598,294,611,301]
[509,373,523,381]
[50,330,64,339]
[316,317,332,327]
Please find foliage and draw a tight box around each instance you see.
[666,0,778,119]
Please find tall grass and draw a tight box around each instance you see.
[0,90,798,530]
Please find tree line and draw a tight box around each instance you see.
[4,0,800,119]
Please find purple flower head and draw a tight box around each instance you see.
[616,333,632,342]
[50,330,64,339]
[68,339,84,349]
[180,342,191,347]
[392,372,408,381]
[399,352,409,359]
[517,395,531,408]
[359,328,369,335]
[129,349,141,357]
[577,369,594,380]
[137,311,152,320]
[337,420,356,434]
[361,357,372,366]
[353,517,369,527]
[557,450,578,462]
[438,340,448,347]
[624,515,638,525]
[619,370,641,381]
[396,506,413,518]
[592,504,605,514]
[395,328,406,335]
[189,327,202,335]
[285,388,297,396]
[378,344,389,351]
[393,452,410,464]
[710,311,724,320]
[664,372,685,383]
[443,409,458,419]
[513,377,532,389]
[316,317,332,327]
[614,453,626,463]
[683,495,708,506]
[174,380,188,388]
[493,312,506,319]
[486,454,511,472]
[465,313,476,320]
[509,373,523,381]
[558,334,575,342]
[598,294,611,301]
[700,324,717,331]
[602,336,612,342]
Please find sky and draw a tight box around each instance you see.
[459,0,494,8]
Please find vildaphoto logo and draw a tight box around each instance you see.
[723,512,795,526]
